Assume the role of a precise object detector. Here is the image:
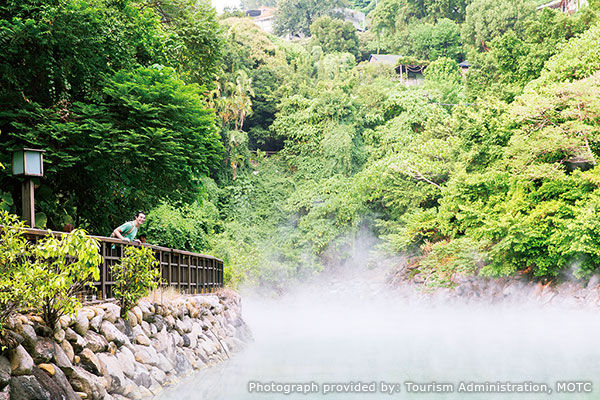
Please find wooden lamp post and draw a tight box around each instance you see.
[12,148,45,228]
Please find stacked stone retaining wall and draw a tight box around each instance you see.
[0,290,251,400]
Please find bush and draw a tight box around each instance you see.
[32,229,103,328]
[111,246,160,315]
[0,211,36,336]
[143,200,220,252]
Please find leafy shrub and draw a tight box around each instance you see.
[143,200,220,252]
[0,211,36,335]
[33,229,103,328]
[111,246,160,315]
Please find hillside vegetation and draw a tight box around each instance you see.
[2,0,600,290]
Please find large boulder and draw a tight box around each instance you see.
[32,338,55,364]
[73,313,89,337]
[9,375,51,400]
[83,330,108,353]
[96,353,125,393]
[69,366,108,400]
[100,322,129,347]
[0,357,10,390]
[18,324,37,353]
[99,304,121,324]
[10,345,34,376]
[64,329,86,353]
[48,363,80,400]
[115,348,136,379]
[79,349,103,375]
[32,366,76,400]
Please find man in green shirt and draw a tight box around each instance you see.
[112,211,145,243]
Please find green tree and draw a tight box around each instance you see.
[147,0,223,88]
[274,0,348,36]
[310,16,360,59]
[461,0,535,50]
[403,18,463,61]
[1,66,223,233]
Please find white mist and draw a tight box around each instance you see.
[157,262,600,399]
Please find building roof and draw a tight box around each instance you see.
[368,54,403,64]
[458,61,471,68]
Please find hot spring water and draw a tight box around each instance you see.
[157,268,600,399]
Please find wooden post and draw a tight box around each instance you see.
[21,180,35,227]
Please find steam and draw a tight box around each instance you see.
[158,231,600,399]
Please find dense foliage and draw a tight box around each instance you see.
[3,0,600,292]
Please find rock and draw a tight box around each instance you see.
[135,334,150,347]
[79,349,103,375]
[182,316,193,333]
[131,364,152,389]
[69,366,108,400]
[9,375,51,400]
[100,304,121,324]
[115,347,136,378]
[60,340,75,364]
[32,338,55,364]
[152,315,164,332]
[165,315,175,330]
[10,345,34,376]
[37,364,55,376]
[32,366,73,400]
[101,321,129,347]
[587,274,600,289]
[133,345,158,366]
[79,308,96,321]
[155,354,173,374]
[131,307,143,325]
[65,328,86,353]
[83,330,108,353]
[114,319,135,342]
[18,324,37,353]
[174,350,191,374]
[49,363,80,400]
[58,316,71,329]
[89,315,103,333]
[148,367,166,385]
[54,328,66,343]
[96,353,126,393]
[74,313,90,336]
[140,321,151,338]
[125,311,138,327]
[181,334,191,347]
[0,356,10,389]
[152,329,168,353]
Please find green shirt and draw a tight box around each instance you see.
[117,221,137,242]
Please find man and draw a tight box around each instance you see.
[112,211,145,243]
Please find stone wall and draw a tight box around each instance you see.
[0,290,252,400]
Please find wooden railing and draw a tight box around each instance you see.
[21,228,224,301]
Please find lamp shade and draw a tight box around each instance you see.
[12,148,44,177]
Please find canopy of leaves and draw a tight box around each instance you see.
[461,0,535,50]
[274,0,348,36]
[310,16,360,59]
